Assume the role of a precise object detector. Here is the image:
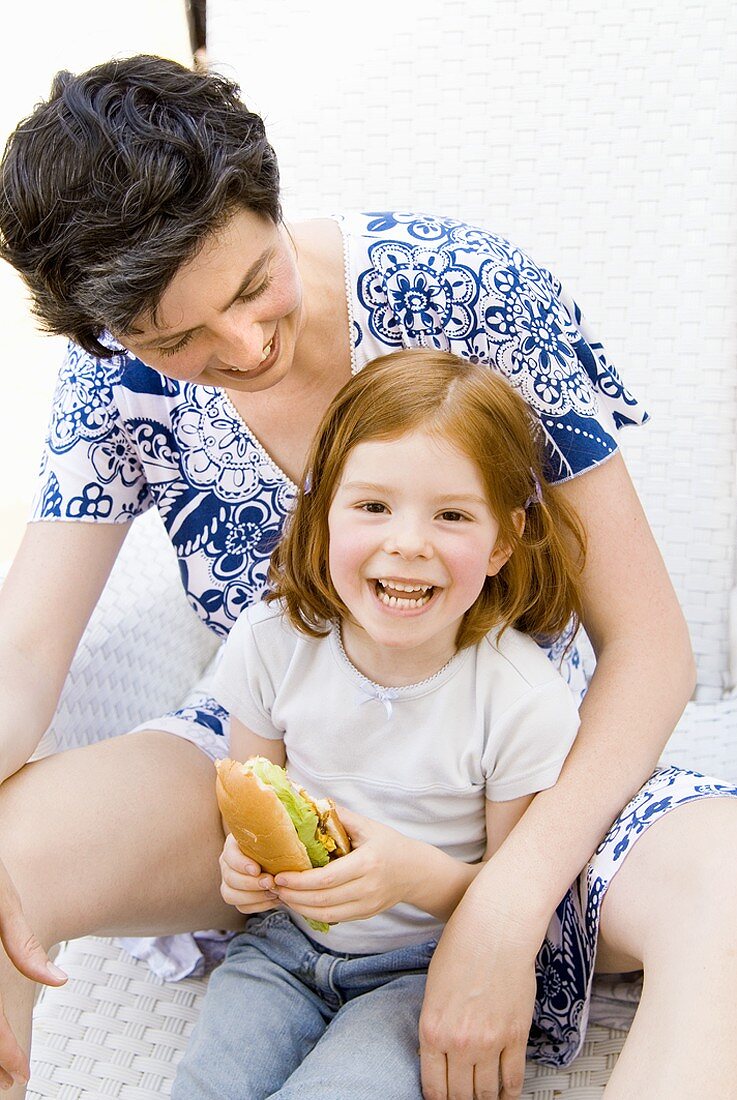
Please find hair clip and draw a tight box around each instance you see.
[524,468,543,509]
[303,470,313,494]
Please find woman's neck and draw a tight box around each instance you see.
[288,216,351,386]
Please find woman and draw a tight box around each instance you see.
[0,54,734,1099]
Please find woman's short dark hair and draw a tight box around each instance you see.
[0,54,282,356]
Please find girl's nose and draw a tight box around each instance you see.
[385,522,434,560]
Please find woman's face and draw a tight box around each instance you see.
[118,208,303,392]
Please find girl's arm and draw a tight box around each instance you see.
[398,795,535,922]
[419,451,694,1099]
[219,716,286,846]
[217,717,288,915]
[227,716,286,769]
[271,794,536,926]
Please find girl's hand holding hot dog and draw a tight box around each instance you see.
[218,834,280,916]
[269,808,481,926]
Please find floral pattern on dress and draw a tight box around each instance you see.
[354,212,646,482]
[32,211,647,642]
[528,765,737,1066]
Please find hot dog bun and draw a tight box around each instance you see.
[215,757,351,876]
[215,758,312,873]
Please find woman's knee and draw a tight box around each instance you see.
[599,796,737,966]
[0,730,227,945]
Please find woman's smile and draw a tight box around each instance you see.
[119,210,304,393]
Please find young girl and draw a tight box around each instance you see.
[171,348,587,1100]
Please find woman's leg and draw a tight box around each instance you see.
[0,729,244,1098]
[595,797,737,1099]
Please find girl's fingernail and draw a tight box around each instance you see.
[47,963,68,981]
[12,1074,29,1087]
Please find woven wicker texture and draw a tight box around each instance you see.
[31,509,219,760]
[208,0,737,701]
[29,937,630,1100]
[28,938,202,1099]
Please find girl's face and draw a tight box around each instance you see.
[118,208,303,393]
[327,428,512,681]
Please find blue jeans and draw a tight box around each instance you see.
[172,909,438,1099]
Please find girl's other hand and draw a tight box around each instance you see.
[419,880,539,1100]
[271,808,417,924]
[219,834,279,915]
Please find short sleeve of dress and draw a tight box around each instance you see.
[30,342,153,523]
[349,212,649,484]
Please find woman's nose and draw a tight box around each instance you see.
[212,317,266,370]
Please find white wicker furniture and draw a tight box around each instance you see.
[24,0,737,1094]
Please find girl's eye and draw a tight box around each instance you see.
[157,331,195,359]
[238,275,272,303]
[439,510,467,522]
[361,502,388,514]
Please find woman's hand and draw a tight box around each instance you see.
[419,880,540,1100]
[271,808,419,924]
[219,834,281,915]
[0,857,68,1088]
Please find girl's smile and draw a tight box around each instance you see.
[327,429,513,686]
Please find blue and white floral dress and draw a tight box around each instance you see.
[31,212,737,1067]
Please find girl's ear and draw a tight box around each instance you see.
[486,508,526,577]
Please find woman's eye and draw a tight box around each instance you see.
[361,502,387,514]
[157,331,195,358]
[238,275,272,303]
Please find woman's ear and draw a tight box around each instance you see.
[486,508,526,577]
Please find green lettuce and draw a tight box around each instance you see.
[249,757,330,932]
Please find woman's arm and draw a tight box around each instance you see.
[419,451,694,1100]
[0,520,129,780]
[0,519,128,1045]
[483,451,694,928]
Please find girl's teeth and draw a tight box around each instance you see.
[377,580,431,593]
[376,588,432,609]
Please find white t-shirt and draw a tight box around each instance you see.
[213,600,580,953]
